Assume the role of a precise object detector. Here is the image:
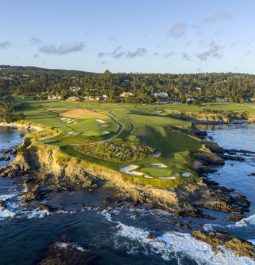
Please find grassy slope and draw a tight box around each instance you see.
[16,99,255,188]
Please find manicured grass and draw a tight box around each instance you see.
[15,99,255,188]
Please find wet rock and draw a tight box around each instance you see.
[227,214,245,221]
[225,149,255,155]
[221,155,245,162]
[1,149,11,155]
[22,191,37,204]
[192,230,255,259]
[192,151,225,165]
[0,156,11,161]
[203,141,224,154]
[10,149,17,155]
[37,204,55,212]
[36,242,96,265]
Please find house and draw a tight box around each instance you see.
[69,86,81,93]
[151,92,168,98]
[100,95,108,101]
[119,92,134,98]
[66,96,80,102]
[48,95,61,100]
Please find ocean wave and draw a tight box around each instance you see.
[0,193,17,201]
[55,242,85,252]
[115,223,255,265]
[0,206,15,219]
[204,214,255,232]
[26,209,50,219]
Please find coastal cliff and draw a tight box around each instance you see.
[0,124,254,259]
[0,138,250,217]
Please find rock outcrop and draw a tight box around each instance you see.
[192,230,255,259]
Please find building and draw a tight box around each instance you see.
[119,92,134,98]
[48,95,61,100]
[66,96,80,102]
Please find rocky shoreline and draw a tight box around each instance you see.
[0,123,254,260]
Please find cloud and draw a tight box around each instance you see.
[163,52,174,59]
[197,42,223,62]
[31,37,42,45]
[98,47,147,59]
[33,54,40,59]
[39,42,85,55]
[204,12,232,23]
[126,48,147,58]
[112,46,125,58]
[182,52,191,61]
[168,22,186,38]
[0,41,11,49]
[97,52,105,58]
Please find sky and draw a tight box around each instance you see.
[0,0,255,73]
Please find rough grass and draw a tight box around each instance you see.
[59,108,108,120]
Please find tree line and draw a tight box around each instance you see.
[0,65,255,103]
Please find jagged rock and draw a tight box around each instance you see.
[36,242,96,265]
[37,204,55,212]
[22,191,37,204]
[221,155,245,162]
[192,151,225,165]
[192,230,255,259]
[227,214,245,221]
[203,141,224,154]
[0,156,11,161]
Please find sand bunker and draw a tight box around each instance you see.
[150,163,168,168]
[182,172,191,177]
[144,175,153,179]
[120,165,144,176]
[159,177,176,180]
[96,119,105,124]
[101,131,110,135]
[149,150,161,158]
[60,109,107,120]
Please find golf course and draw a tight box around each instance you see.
[13,99,255,189]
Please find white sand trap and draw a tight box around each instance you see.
[182,172,191,177]
[120,165,144,176]
[96,119,105,124]
[159,177,176,180]
[68,132,75,135]
[144,175,153,179]
[149,150,161,158]
[101,124,108,127]
[151,163,168,169]
[101,131,110,135]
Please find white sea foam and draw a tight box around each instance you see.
[204,214,255,232]
[0,206,15,219]
[235,214,255,227]
[0,193,16,201]
[55,242,85,252]
[115,223,255,265]
[26,209,50,219]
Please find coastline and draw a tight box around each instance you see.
[0,121,254,259]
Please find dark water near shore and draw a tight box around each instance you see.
[0,126,254,265]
